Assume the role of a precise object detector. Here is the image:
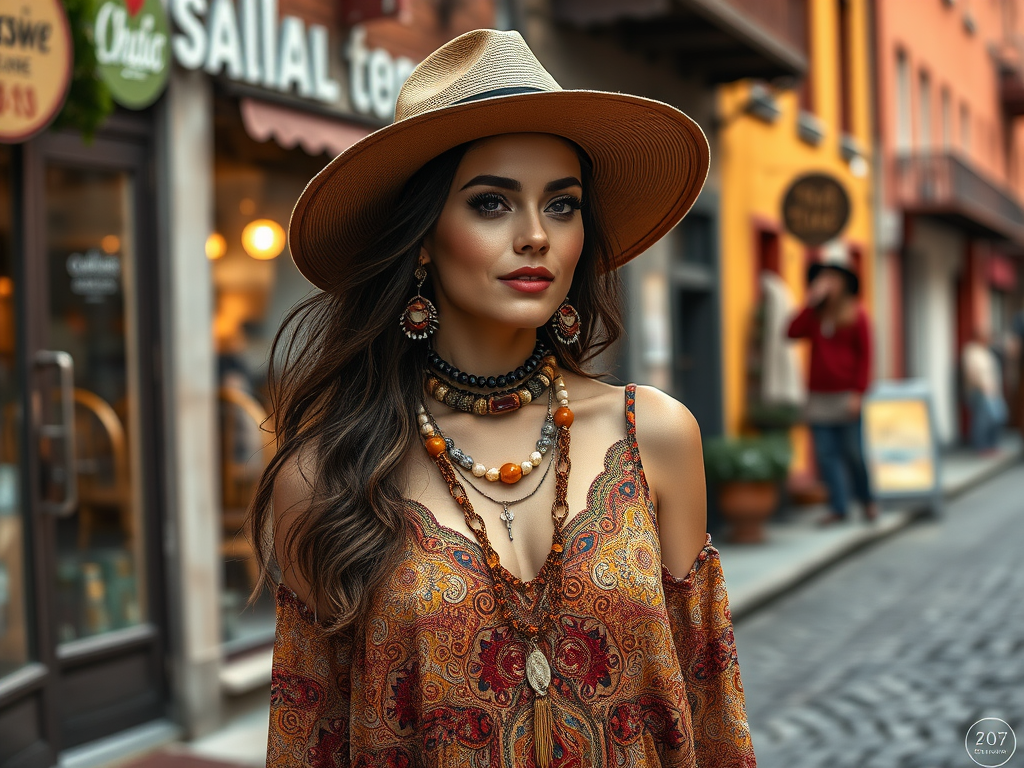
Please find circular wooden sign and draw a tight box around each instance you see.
[782,173,851,246]
[0,0,73,143]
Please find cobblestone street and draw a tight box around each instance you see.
[735,463,1024,768]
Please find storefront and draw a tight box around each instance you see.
[1,87,168,768]
[0,0,497,764]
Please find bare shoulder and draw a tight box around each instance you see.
[272,441,326,614]
[630,385,708,577]
[631,384,701,463]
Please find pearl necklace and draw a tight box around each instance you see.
[418,373,569,483]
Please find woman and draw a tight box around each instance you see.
[787,245,878,525]
[253,29,755,767]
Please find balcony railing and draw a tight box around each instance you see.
[893,152,1024,244]
[551,0,808,83]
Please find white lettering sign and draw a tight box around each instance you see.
[170,0,339,103]
[95,2,167,75]
[169,0,414,117]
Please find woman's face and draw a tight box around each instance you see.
[421,133,585,332]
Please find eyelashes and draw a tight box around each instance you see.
[466,192,583,219]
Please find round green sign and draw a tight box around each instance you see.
[92,0,170,109]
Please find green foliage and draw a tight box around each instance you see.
[52,0,115,141]
[703,432,792,483]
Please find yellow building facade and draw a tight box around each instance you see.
[717,0,875,480]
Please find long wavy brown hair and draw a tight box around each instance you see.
[248,138,625,632]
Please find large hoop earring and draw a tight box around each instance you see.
[549,299,581,345]
[400,265,439,340]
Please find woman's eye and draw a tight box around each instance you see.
[547,196,583,216]
[467,193,508,216]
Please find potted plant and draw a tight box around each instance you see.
[703,433,792,543]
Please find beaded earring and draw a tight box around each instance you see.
[400,265,439,340]
[549,299,581,345]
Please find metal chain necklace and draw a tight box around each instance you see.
[422,392,556,541]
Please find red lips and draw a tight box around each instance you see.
[499,266,554,280]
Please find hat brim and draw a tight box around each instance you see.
[289,90,710,290]
[807,263,860,295]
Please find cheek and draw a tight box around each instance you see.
[433,211,508,275]
[555,222,585,271]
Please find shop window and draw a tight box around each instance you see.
[941,87,952,149]
[0,146,28,678]
[214,106,329,654]
[797,0,814,114]
[960,102,970,154]
[918,69,932,150]
[895,49,912,151]
[836,0,853,135]
[757,228,781,275]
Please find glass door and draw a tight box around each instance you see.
[22,130,166,752]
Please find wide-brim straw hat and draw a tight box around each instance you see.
[289,28,710,291]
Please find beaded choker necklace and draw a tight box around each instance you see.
[420,362,574,768]
[426,354,558,416]
[428,340,547,389]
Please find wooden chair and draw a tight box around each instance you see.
[74,389,132,551]
[219,386,275,589]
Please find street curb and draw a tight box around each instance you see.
[729,445,1022,623]
[728,507,924,622]
[941,450,1023,500]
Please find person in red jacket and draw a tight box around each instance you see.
[787,247,879,524]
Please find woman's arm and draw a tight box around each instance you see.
[631,385,707,576]
[632,385,757,765]
[786,304,819,339]
[273,448,335,620]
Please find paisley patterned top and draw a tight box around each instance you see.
[268,384,756,767]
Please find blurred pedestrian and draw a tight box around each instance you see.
[1011,309,1024,438]
[960,326,1008,454]
[250,29,755,767]
[787,242,878,525]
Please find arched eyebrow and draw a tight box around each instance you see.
[544,177,582,192]
[458,175,583,192]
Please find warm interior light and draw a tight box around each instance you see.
[205,232,227,260]
[101,235,120,254]
[241,219,285,260]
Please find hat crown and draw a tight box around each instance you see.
[395,29,562,122]
[819,239,852,268]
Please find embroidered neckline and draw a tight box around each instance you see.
[405,436,629,586]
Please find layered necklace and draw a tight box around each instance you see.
[419,387,556,540]
[418,345,572,768]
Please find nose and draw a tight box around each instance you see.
[513,209,549,256]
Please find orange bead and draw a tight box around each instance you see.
[553,406,574,427]
[425,436,447,457]
[499,462,523,484]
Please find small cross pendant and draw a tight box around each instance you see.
[499,503,514,541]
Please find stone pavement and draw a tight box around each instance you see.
[718,430,1023,621]
[119,431,1023,768]
[735,458,1024,768]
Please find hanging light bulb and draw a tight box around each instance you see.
[241,219,286,260]
[205,232,227,260]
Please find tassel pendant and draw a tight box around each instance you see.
[527,645,554,767]
[534,693,554,768]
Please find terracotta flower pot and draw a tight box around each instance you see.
[717,480,779,544]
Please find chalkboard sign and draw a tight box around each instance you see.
[862,379,943,516]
